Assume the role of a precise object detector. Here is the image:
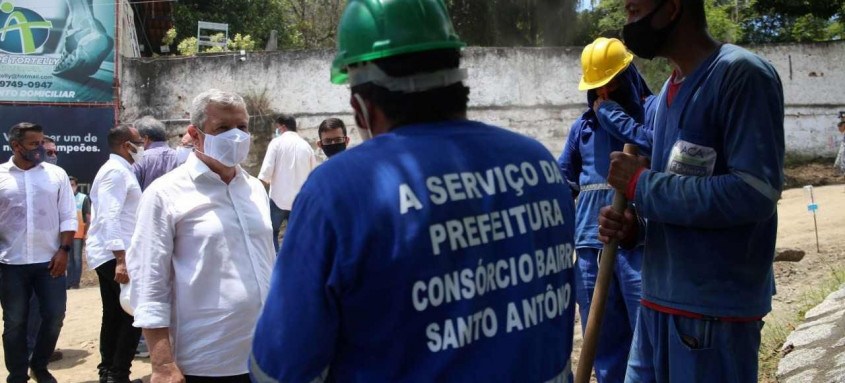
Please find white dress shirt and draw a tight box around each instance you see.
[0,158,76,265]
[258,131,316,210]
[86,154,143,270]
[127,153,275,376]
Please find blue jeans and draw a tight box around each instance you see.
[624,305,763,383]
[66,238,85,288]
[0,263,67,383]
[269,200,290,252]
[575,247,642,383]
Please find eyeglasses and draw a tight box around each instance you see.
[321,137,347,145]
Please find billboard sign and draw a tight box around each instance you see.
[0,0,116,103]
[1,105,113,183]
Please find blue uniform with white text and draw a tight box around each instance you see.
[250,121,576,383]
[558,65,654,383]
[624,44,784,383]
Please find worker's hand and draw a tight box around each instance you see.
[607,151,649,191]
[598,206,638,246]
[114,260,130,284]
[49,249,68,278]
[593,88,610,114]
[151,362,185,383]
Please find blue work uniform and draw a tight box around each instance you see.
[250,120,577,383]
[624,44,784,383]
[558,65,655,383]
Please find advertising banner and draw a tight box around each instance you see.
[0,0,116,103]
[1,105,113,183]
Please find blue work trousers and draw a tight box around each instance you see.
[0,263,66,383]
[624,305,763,383]
[66,238,85,288]
[575,247,643,383]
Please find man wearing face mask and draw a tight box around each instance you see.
[86,124,145,383]
[132,116,179,191]
[43,137,59,166]
[250,1,576,382]
[0,122,76,383]
[558,37,655,383]
[597,0,785,382]
[128,89,275,383]
[316,118,349,159]
[258,113,316,251]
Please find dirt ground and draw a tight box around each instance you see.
[0,164,843,383]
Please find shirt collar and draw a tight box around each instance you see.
[148,141,168,149]
[109,154,133,170]
[6,156,44,172]
[185,152,247,182]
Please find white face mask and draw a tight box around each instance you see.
[352,93,373,141]
[128,142,145,163]
[198,128,251,167]
[176,146,193,163]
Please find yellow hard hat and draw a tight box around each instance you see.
[578,37,634,91]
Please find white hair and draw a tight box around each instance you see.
[189,89,248,129]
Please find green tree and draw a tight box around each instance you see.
[445,0,580,46]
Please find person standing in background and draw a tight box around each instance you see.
[87,125,145,383]
[67,176,91,290]
[133,116,179,191]
[258,114,316,251]
[0,122,76,383]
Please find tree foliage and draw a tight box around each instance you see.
[446,0,580,46]
[166,0,843,53]
[171,0,344,50]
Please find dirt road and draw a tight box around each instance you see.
[1,184,843,383]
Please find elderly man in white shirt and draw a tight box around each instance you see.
[127,89,275,383]
[258,113,316,251]
[0,122,76,383]
[86,124,145,383]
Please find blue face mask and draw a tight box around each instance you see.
[19,144,46,164]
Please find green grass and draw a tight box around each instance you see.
[758,268,845,382]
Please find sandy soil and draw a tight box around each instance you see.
[1,182,843,383]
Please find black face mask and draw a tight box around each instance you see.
[322,143,347,158]
[622,0,681,60]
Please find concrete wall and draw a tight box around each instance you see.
[120,41,845,169]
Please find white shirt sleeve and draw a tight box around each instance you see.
[95,169,130,251]
[58,172,78,233]
[258,140,278,184]
[129,187,176,329]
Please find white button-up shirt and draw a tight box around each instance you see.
[86,154,142,270]
[128,153,275,376]
[258,131,316,210]
[0,158,76,265]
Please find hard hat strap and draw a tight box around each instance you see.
[348,62,467,93]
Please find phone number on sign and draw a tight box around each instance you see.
[0,81,53,88]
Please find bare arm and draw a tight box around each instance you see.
[144,328,185,383]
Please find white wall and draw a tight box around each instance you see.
[121,41,845,158]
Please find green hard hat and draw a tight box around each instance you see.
[330,0,466,85]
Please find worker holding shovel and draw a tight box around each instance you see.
[560,37,655,383]
[598,0,785,382]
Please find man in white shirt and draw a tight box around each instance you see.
[0,122,76,383]
[86,124,145,383]
[127,89,275,383]
[258,114,316,251]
